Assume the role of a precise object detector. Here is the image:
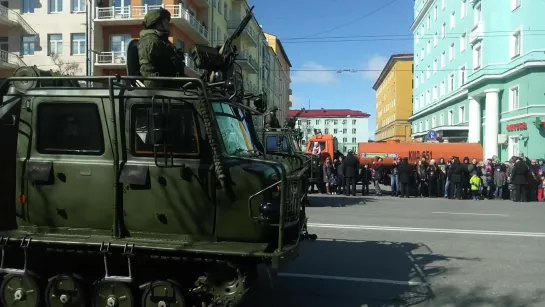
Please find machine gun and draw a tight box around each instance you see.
[190,6,254,85]
[285,108,305,129]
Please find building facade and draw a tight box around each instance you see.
[373,53,413,142]
[264,32,291,122]
[411,0,545,160]
[290,109,370,154]
[0,0,84,78]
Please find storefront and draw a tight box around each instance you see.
[499,117,545,161]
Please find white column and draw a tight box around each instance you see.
[484,89,500,159]
[468,96,481,143]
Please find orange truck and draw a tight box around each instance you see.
[357,140,484,167]
[304,133,341,161]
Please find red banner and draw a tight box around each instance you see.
[506,122,527,131]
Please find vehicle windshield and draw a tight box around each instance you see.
[265,134,291,153]
[213,102,257,157]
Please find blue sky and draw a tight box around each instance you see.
[250,0,414,136]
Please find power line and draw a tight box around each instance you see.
[295,0,402,39]
[280,29,545,41]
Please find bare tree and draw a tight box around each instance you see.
[49,53,80,76]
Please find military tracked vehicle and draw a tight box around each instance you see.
[0,6,315,307]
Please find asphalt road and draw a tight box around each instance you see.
[246,187,545,307]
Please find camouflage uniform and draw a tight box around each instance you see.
[138,8,184,87]
[264,106,280,129]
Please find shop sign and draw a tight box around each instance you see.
[506,122,527,132]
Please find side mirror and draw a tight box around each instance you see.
[148,108,165,145]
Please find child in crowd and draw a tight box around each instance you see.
[538,169,544,202]
[470,171,482,200]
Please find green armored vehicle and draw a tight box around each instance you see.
[0,7,315,307]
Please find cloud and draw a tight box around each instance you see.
[362,55,388,82]
[291,61,338,85]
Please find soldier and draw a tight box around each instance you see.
[264,106,281,129]
[138,8,185,87]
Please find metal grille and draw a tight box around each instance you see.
[283,179,301,225]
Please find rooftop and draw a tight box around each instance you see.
[372,53,414,90]
[289,108,371,118]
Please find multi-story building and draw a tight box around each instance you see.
[0,0,82,79]
[264,32,291,121]
[291,108,370,153]
[373,53,413,142]
[410,0,545,160]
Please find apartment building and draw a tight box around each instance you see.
[410,0,545,160]
[373,53,413,142]
[291,109,370,154]
[0,0,85,78]
[264,32,291,121]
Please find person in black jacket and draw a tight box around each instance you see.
[512,158,529,202]
[360,164,371,195]
[398,157,411,198]
[449,157,463,200]
[336,156,345,194]
[343,151,359,196]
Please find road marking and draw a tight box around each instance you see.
[432,211,510,217]
[278,272,428,286]
[307,223,545,237]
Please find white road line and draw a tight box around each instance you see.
[278,272,428,286]
[307,223,545,237]
[432,211,510,217]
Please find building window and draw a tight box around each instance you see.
[474,3,482,26]
[21,35,35,55]
[448,73,455,92]
[432,116,436,128]
[333,128,338,134]
[442,23,446,38]
[37,103,104,155]
[460,33,466,52]
[71,33,85,55]
[352,128,356,133]
[352,137,356,143]
[433,59,437,73]
[426,65,430,79]
[510,29,521,59]
[414,97,419,109]
[509,86,520,110]
[334,120,338,125]
[22,0,34,13]
[324,120,329,125]
[512,0,521,11]
[461,0,466,18]
[427,15,430,29]
[449,43,454,61]
[49,0,62,12]
[440,114,444,126]
[440,81,445,96]
[426,89,431,105]
[352,120,356,125]
[420,48,424,59]
[447,110,453,125]
[420,71,424,84]
[217,0,222,13]
[224,2,228,18]
[442,0,445,9]
[450,11,455,29]
[324,128,329,134]
[419,121,423,132]
[425,119,429,130]
[473,43,482,69]
[458,106,465,123]
[315,119,320,125]
[441,52,445,67]
[459,65,466,85]
[427,40,431,53]
[342,137,347,143]
[433,85,438,100]
[508,136,520,158]
[434,5,438,19]
[434,32,438,46]
[415,76,419,88]
[72,0,85,12]
[342,128,346,133]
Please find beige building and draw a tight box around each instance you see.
[264,32,291,122]
[0,0,291,115]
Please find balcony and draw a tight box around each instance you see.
[236,51,258,73]
[0,50,25,69]
[95,51,126,67]
[227,19,257,45]
[469,22,483,45]
[95,4,209,44]
[0,5,36,34]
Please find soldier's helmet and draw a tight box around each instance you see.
[143,8,172,28]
